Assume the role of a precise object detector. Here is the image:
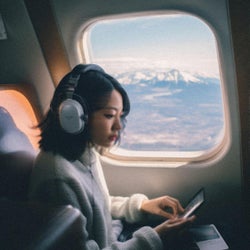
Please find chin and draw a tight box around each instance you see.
[98,141,114,148]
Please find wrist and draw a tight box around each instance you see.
[139,197,149,211]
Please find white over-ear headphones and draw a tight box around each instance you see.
[58,64,104,134]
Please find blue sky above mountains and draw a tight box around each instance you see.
[88,14,219,77]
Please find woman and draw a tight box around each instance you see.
[29,64,194,249]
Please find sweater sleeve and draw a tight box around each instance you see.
[30,179,163,250]
[95,152,149,223]
[29,178,83,210]
[109,226,163,250]
[110,194,149,223]
[76,214,164,250]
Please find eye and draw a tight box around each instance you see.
[104,114,114,119]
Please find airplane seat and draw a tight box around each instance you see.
[0,106,85,249]
[0,199,85,250]
[0,106,36,200]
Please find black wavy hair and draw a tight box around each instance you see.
[38,64,130,161]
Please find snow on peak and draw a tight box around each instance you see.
[114,68,214,85]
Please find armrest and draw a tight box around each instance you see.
[0,199,84,250]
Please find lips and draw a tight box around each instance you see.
[109,135,117,142]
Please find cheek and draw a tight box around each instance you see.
[90,126,109,146]
[89,120,108,139]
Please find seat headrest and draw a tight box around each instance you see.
[0,106,35,154]
[0,106,36,200]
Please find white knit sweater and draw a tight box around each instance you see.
[28,148,163,250]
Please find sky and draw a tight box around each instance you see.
[87,14,220,76]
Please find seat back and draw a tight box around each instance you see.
[0,106,36,200]
[0,199,85,250]
[0,106,85,249]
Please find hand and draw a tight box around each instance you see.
[141,196,185,219]
[154,216,196,244]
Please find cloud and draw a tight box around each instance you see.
[92,57,219,77]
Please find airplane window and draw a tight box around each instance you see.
[82,14,225,161]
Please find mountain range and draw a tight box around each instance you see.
[113,68,219,86]
[111,68,224,152]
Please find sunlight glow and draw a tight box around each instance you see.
[0,90,39,149]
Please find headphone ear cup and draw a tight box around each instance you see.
[56,64,103,134]
[59,99,85,134]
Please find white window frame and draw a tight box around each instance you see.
[80,11,232,167]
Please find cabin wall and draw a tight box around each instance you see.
[0,0,54,117]
[0,0,246,226]
[228,0,250,229]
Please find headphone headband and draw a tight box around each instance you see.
[58,64,104,134]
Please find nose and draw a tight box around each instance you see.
[113,117,122,131]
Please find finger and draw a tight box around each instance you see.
[157,209,175,219]
[168,215,195,228]
[175,200,185,213]
[166,196,185,213]
[187,215,196,222]
[161,197,182,216]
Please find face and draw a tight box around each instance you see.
[89,90,124,148]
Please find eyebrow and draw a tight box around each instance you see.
[103,106,123,111]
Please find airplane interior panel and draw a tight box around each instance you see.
[0,0,249,249]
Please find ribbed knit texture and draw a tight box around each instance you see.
[29,149,163,249]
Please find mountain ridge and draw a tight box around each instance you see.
[113,68,220,86]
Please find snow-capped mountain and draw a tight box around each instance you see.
[108,68,224,152]
[112,68,219,86]
[90,62,223,151]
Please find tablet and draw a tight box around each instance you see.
[189,224,229,250]
[179,188,205,218]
